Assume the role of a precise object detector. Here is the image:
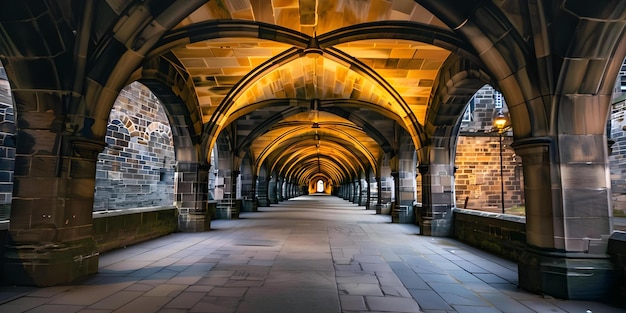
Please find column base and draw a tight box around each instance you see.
[257,197,270,207]
[518,247,614,300]
[215,200,240,220]
[178,208,211,232]
[240,198,257,212]
[419,217,453,236]
[3,237,99,286]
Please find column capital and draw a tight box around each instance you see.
[70,137,106,159]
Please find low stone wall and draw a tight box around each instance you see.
[92,206,177,253]
[608,231,626,308]
[452,208,527,261]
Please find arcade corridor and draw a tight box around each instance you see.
[0,195,621,313]
[1,0,626,305]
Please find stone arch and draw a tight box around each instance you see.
[94,82,176,211]
[0,62,15,223]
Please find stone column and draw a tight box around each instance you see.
[268,176,278,204]
[256,175,269,207]
[379,175,393,215]
[375,176,382,213]
[418,146,455,236]
[393,149,417,223]
[276,177,285,202]
[359,177,367,206]
[514,137,613,300]
[350,180,357,203]
[4,136,104,286]
[239,163,256,212]
[228,170,240,219]
[365,174,372,210]
[175,162,210,231]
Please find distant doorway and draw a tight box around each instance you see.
[317,180,324,193]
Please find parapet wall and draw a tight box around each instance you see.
[453,208,526,261]
[92,206,177,253]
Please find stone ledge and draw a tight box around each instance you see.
[92,206,177,253]
[93,205,175,218]
[452,208,526,262]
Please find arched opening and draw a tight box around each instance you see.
[454,85,524,214]
[0,62,15,225]
[609,57,626,224]
[316,179,324,193]
[93,82,176,212]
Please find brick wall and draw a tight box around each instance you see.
[93,82,176,211]
[455,136,524,211]
[0,67,14,221]
[455,86,524,212]
[610,95,626,216]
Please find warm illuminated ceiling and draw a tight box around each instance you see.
[162,0,457,186]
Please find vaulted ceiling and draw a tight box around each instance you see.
[153,0,464,185]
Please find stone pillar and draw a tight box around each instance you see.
[175,162,210,231]
[379,175,393,215]
[240,163,256,212]
[418,146,455,236]
[268,176,278,204]
[514,137,613,300]
[256,175,269,207]
[4,136,104,286]
[375,176,383,213]
[276,177,285,202]
[350,180,358,203]
[392,150,417,223]
[359,177,367,206]
[365,174,372,210]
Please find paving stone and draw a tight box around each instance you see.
[208,287,248,297]
[238,287,340,313]
[190,296,240,313]
[21,304,84,313]
[365,296,421,312]
[143,284,187,297]
[392,269,430,289]
[339,295,367,311]
[88,291,143,310]
[452,304,501,312]
[408,289,453,310]
[113,296,171,313]
[338,283,384,296]
[474,273,509,284]
[335,272,379,284]
[478,292,535,313]
[381,285,412,297]
[163,291,206,309]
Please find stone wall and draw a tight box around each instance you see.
[453,208,527,261]
[92,207,177,253]
[610,94,626,216]
[0,66,14,221]
[455,86,524,212]
[455,136,523,211]
[93,82,176,211]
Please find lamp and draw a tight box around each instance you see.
[493,111,510,214]
[493,112,508,131]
